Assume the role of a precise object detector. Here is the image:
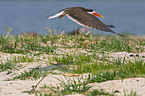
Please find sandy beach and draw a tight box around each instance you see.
[0,51,145,96]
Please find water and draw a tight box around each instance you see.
[0,1,145,35]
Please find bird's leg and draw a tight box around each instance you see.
[59,13,67,19]
[75,24,78,38]
[75,24,78,48]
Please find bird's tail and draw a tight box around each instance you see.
[47,11,64,19]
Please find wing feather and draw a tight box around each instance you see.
[65,8,125,36]
[48,11,64,19]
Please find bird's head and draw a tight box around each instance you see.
[85,9,104,18]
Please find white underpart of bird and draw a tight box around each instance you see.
[66,15,87,27]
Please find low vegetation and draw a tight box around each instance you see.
[0,28,145,95]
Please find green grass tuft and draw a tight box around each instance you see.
[0,30,145,96]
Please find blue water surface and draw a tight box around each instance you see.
[0,1,145,35]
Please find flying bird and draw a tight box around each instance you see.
[47,7,124,37]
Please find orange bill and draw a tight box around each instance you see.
[93,12,104,18]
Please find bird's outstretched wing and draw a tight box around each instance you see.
[47,10,64,19]
[65,8,125,37]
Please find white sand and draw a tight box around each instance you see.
[0,52,145,96]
